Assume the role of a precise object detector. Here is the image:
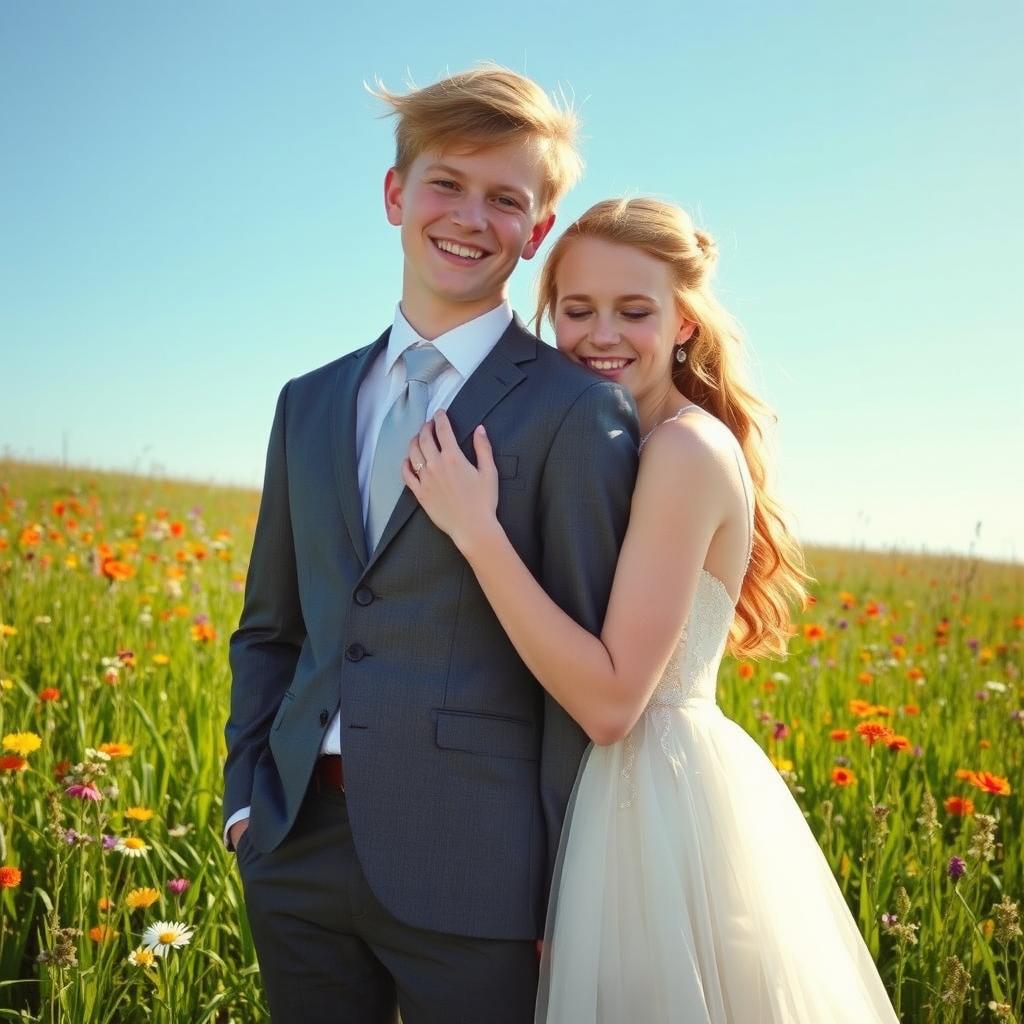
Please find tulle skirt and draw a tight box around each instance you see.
[535,701,899,1023]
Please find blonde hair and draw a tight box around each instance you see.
[368,62,582,218]
[535,197,812,659]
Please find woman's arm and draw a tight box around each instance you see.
[404,410,731,745]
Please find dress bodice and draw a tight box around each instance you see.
[646,569,737,711]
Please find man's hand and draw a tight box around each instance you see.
[229,819,249,851]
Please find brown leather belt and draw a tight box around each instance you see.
[313,754,345,792]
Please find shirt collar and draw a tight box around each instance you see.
[385,301,513,380]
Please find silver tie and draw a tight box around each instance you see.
[365,344,451,551]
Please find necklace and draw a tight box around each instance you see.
[639,403,703,451]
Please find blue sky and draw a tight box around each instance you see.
[1,1,1021,561]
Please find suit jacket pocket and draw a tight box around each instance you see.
[435,709,539,761]
[493,454,525,491]
[271,690,296,732]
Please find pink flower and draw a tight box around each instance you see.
[65,783,103,801]
[166,878,190,895]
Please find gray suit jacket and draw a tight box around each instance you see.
[223,314,638,940]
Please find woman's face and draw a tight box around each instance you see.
[553,236,692,406]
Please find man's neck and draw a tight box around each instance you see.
[399,286,508,341]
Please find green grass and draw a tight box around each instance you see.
[0,458,1021,1022]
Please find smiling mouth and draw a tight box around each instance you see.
[580,356,635,371]
[432,237,491,261]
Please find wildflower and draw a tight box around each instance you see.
[803,623,825,641]
[101,558,135,581]
[124,806,154,821]
[902,704,920,716]
[2,732,42,756]
[737,663,754,680]
[97,897,112,912]
[128,947,158,968]
[831,767,857,787]
[166,823,193,838]
[856,722,894,747]
[848,699,873,717]
[98,742,133,758]
[881,912,898,929]
[986,681,1008,693]
[886,734,911,752]
[970,772,1012,797]
[829,729,850,741]
[947,856,967,881]
[968,814,998,862]
[769,755,794,772]
[940,954,972,1006]
[152,653,170,665]
[917,791,939,838]
[142,920,195,955]
[856,671,874,685]
[38,687,61,702]
[988,1002,1014,1022]
[191,622,216,643]
[0,865,22,888]
[88,925,119,943]
[101,834,118,850]
[991,895,1021,946]
[36,924,82,969]
[772,722,789,741]
[115,836,150,858]
[944,796,975,817]
[167,878,190,895]
[126,887,160,910]
[0,755,29,772]
[65,783,103,801]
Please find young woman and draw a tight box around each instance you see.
[402,198,899,1023]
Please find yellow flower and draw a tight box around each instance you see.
[2,732,42,756]
[770,755,794,772]
[0,678,13,691]
[115,836,150,858]
[128,947,158,968]
[0,624,17,638]
[151,654,170,666]
[125,806,154,821]
[125,887,160,910]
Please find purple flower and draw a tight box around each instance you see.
[891,634,905,646]
[881,913,897,929]
[65,783,102,801]
[167,878,191,895]
[947,856,967,881]
[808,656,820,668]
[193,613,209,625]
[1010,709,1024,722]
[837,619,849,630]
[912,745,924,758]
[967,637,979,652]
[975,690,989,702]
[773,722,789,741]
[101,834,118,850]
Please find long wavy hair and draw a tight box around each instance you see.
[535,197,811,659]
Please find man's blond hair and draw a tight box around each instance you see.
[369,63,582,218]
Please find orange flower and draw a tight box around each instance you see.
[170,521,185,537]
[906,666,925,681]
[191,623,216,643]
[829,729,850,742]
[803,623,826,642]
[864,601,881,618]
[838,591,857,609]
[856,721,894,747]
[38,687,61,702]
[848,699,873,717]
[902,704,920,716]
[737,663,755,680]
[0,866,22,888]
[955,768,976,781]
[102,559,135,582]
[857,671,874,686]
[969,772,1012,797]
[885,734,911,752]
[89,925,118,943]
[0,755,28,772]
[944,796,975,816]
[831,767,857,786]
[98,742,133,758]
[979,739,991,750]
[18,525,42,548]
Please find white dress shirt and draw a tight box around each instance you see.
[225,299,513,847]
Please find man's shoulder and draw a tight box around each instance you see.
[283,333,387,395]
[518,331,624,404]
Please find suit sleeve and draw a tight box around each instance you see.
[222,379,307,843]
[536,380,639,883]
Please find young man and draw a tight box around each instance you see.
[223,64,638,1023]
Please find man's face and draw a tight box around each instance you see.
[384,141,555,322]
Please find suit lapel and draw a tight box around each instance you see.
[363,314,537,574]
[330,329,390,567]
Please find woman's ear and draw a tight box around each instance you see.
[677,319,698,344]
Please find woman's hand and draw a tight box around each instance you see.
[402,410,501,556]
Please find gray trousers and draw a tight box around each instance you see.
[236,777,539,1023]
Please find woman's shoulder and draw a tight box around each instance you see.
[638,407,744,507]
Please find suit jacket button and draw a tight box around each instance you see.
[319,709,329,726]
[345,643,366,662]
[354,586,374,606]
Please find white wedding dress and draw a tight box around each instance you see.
[535,406,898,1024]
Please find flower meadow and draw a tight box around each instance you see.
[0,458,1021,1023]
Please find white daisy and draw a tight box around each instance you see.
[128,946,158,968]
[141,920,194,956]
[115,836,150,858]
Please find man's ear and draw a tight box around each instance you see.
[384,167,404,226]
[520,212,556,261]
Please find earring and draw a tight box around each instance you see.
[675,345,687,364]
